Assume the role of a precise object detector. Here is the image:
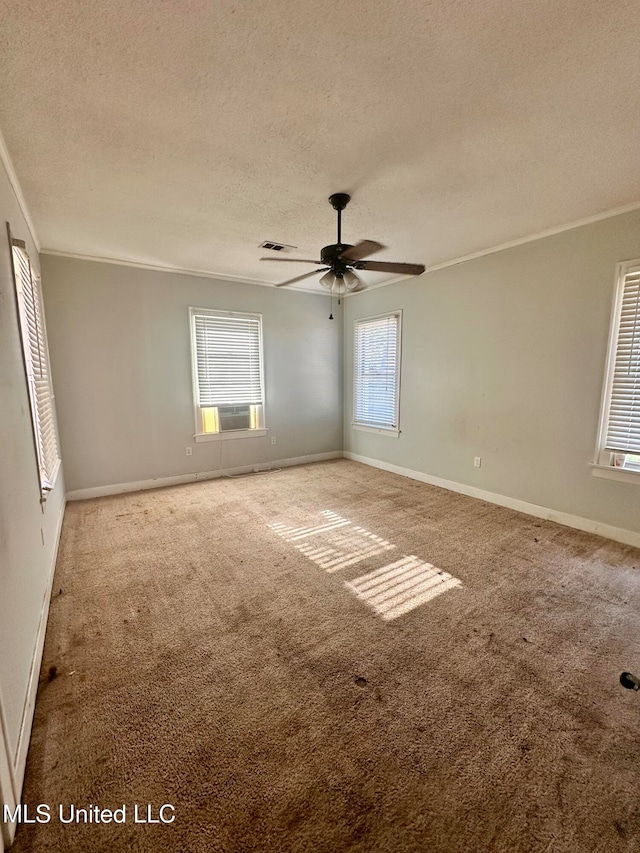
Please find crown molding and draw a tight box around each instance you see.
[39,249,325,294]
[29,198,640,297]
[348,200,640,296]
[0,129,40,252]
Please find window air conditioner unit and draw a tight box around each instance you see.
[218,405,251,432]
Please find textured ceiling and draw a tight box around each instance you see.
[0,0,639,292]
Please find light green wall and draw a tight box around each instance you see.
[344,209,640,535]
[41,256,343,492]
[0,163,66,769]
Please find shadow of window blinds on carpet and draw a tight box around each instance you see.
[268,509,462,621]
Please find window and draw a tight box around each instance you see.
[10,234,61,498]
[189,308,266,441]
[594,260,640,482]
[353,311,402,436]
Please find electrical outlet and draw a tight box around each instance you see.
[186,447,192,456]
[474,456,481,468]
[270,436,277,445]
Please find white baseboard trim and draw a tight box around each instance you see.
[66,451,344,501]
[272,451,343,470]
[11,492,67,811]
[344,452,640,550]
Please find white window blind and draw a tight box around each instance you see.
[193,312,263,407]
[354,313,401,429]
[604,267,640,454]
[11,238,60,496]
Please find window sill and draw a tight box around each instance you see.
[194,429,267,443]
[590,463,640,485]
[352,424,400,438]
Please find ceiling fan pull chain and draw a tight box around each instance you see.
[329,290,333,320]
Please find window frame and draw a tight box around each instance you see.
[352,310,402,438]
[592,259,640,484]
[9,230,61,499]
[188,306,267,443]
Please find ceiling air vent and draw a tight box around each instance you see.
[259,241,297,252]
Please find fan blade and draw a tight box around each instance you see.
[275,268,329,287]
[260,257,323,263]
[353,260,425,275]
[339,240,385,262]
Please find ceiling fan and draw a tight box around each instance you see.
[260,193,426,293]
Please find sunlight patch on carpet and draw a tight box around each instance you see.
[268,510,395,572]
[345,556,462,621]
[268,510,462,621]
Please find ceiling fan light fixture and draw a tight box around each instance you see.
[343,269,360,291]
[320,270,336,290]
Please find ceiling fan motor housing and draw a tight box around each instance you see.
[320,243,354,273]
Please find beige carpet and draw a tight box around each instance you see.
[12,460,640,852]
